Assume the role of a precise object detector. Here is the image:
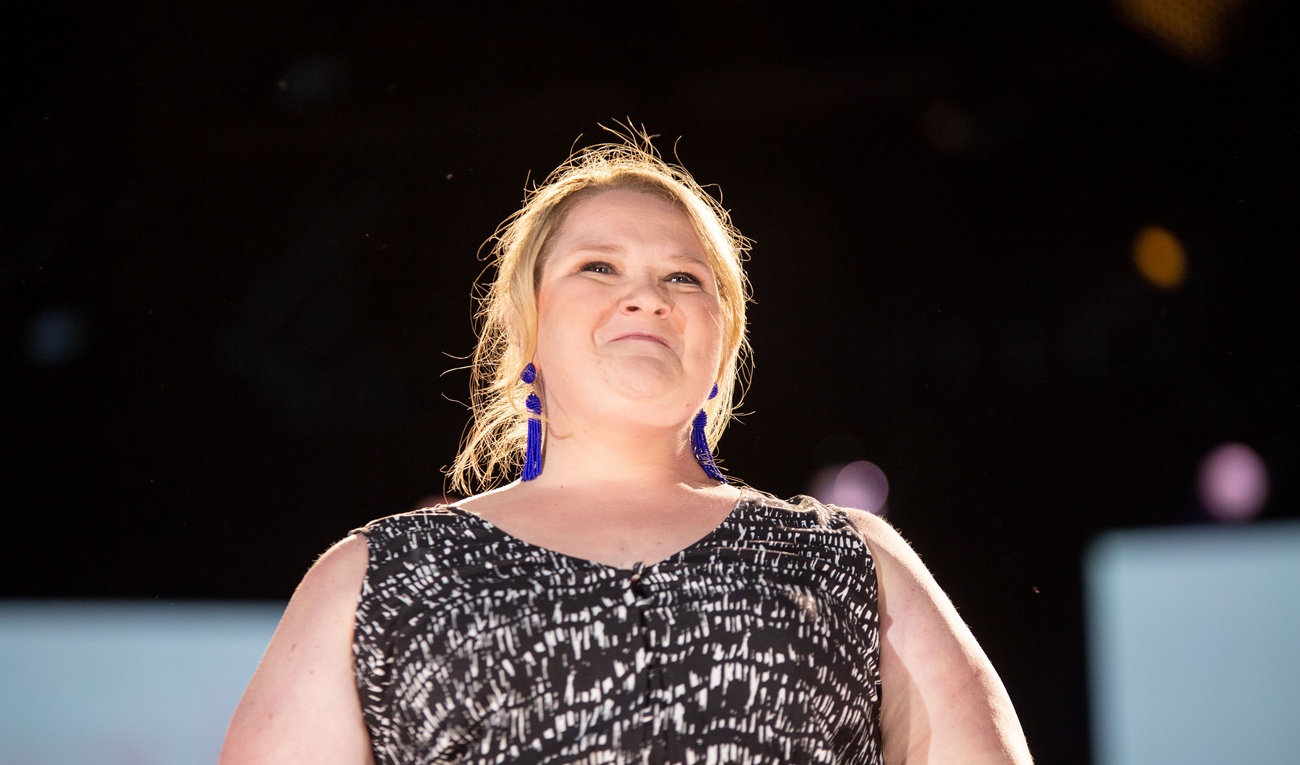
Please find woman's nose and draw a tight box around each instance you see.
[621,276,671,314]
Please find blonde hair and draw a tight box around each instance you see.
[447,130,752,495]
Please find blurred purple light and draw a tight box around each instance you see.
[1197,442,1269,523]
[809,460,890,515]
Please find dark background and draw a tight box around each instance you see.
[4,1,1297,761]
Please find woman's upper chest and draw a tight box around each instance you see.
[458,485,744,569]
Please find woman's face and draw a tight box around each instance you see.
[532,189,724,434]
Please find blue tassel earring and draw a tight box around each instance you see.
[692,383,727,483]
[521,363,543,481]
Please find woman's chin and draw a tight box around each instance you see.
[583,381,696,428]
[599,357,680,396]
[607,374,706,409]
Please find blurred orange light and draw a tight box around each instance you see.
[1114,0,1247,67]
[1133,224,1187,289]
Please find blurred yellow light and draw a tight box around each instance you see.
[1133,225,1187,289]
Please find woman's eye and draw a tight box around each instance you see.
[580,261,614,275]
[668,272,703,286]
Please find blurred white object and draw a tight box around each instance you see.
[1086,522,1300,765]
[0,600,282,765]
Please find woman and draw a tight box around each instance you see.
[220,134,1033,764]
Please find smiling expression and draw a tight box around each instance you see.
[533,189,725,433]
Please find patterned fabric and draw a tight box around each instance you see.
[352,489,882,765]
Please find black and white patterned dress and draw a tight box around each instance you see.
[352,488,882,765]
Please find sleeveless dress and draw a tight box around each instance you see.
[352,489,882,765]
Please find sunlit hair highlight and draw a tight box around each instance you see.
[448,128,753,495]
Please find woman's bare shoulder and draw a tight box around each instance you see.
[837,507,907,551]
[315,533,370,573]
[245,534,370,654]
[835,506,931,583]
[219,535,373,764]
[836,506,1033,764]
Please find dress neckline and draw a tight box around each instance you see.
[443,487,756,573]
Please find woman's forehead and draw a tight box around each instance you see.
[559,187,687,226]
[544,190,706,260]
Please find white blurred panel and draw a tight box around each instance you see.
[0,601,283,765]
[1086,522,1300,765]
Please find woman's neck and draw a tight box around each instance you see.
[531,421,711,489]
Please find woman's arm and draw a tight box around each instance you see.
[851,510,1033,765]
[219,535,375,765]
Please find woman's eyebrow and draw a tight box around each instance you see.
[563,242,624,255]
[667,253,712,270]
[560,245,708,266]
